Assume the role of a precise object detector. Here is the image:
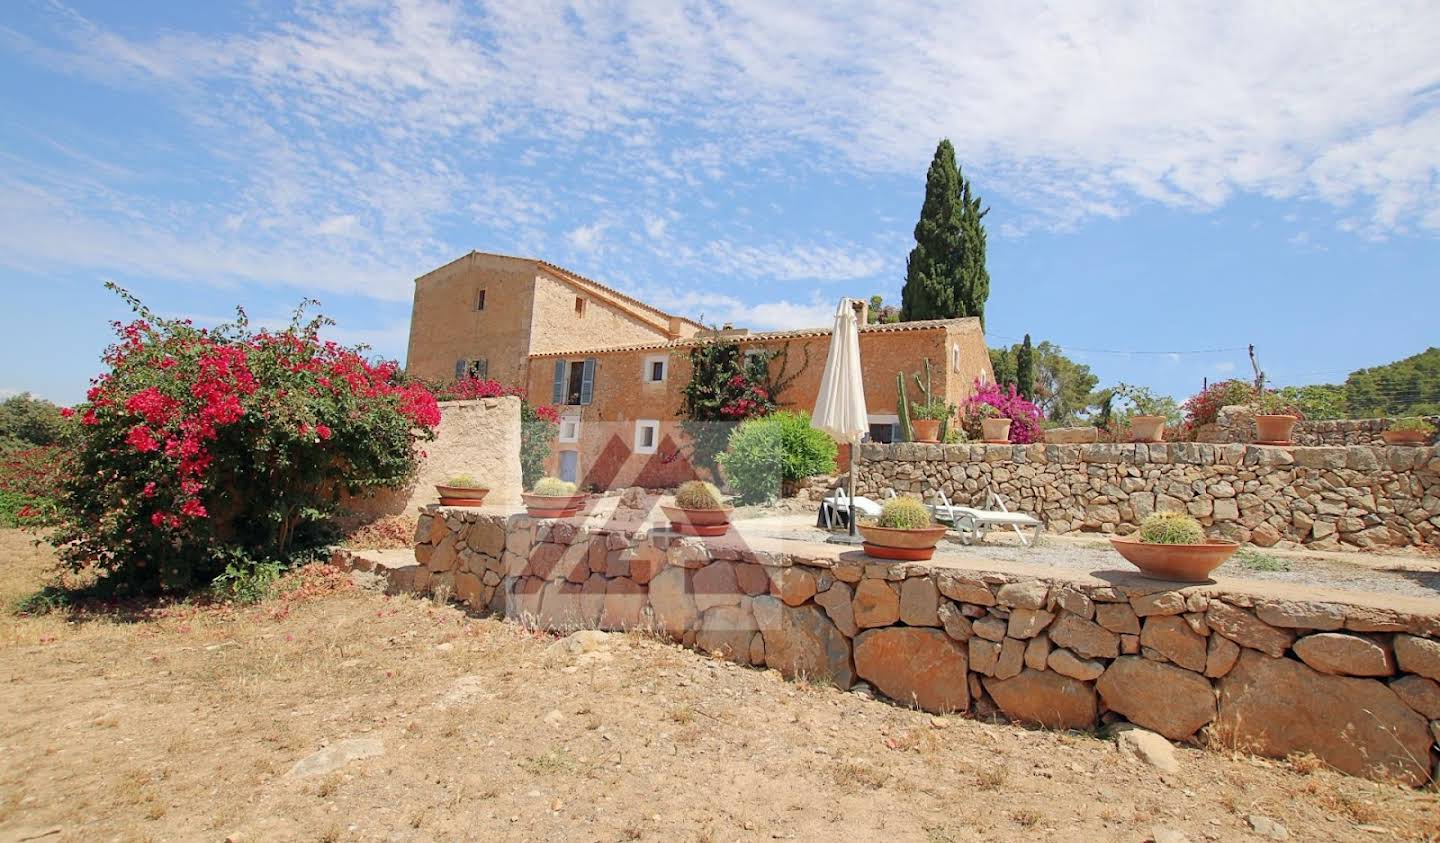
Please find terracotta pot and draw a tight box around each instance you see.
[522,492,588,518]
[1381,429,1431,446]
[434,484,488,507]
[1254,414,1298,445]
[911,419,941,443]
[1129,415,1166,443]
[1109,536,1240,583]
[660,504,734,537]
[858,524,949,561]
[981,417,1012,444]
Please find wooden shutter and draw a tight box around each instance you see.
[454,359,467,381]
[551,360,566,404]
[579,357,597,405]
[474,357,488,379]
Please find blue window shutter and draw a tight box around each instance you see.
[580,357,597,405]
[454,359,467,381]
[475,357,488,379]
[551,360,566,404]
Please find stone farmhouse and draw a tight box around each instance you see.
[406,251,994,489]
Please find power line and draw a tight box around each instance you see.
[988,334,1247,356]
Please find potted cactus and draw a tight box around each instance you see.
[1381,417,1435,446]
[1252,391,1302,445]
[857,496,948,561]
[1108,511,1239,582]
[896,359,954,444]
[435,474,489,507]
[522,477,587,518]
[660,480,734,537]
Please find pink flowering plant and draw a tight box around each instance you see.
[49,285,440,595]
[960,380,1043,443]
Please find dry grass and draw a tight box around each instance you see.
[1,528,1438,842]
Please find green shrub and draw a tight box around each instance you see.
[875,496,932,529]
[674,480,725,510]
[46,286,439,596]
[717,410,837,505]
[1390,417,1436,434]
[1138,511,1205,545]
[1234,548,1289,572]
[444,474,481,488]
[531,477,577,496]
[211,555,284,604]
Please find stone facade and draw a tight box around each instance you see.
[1199,406,1440,447]
[853,442,1440,549]
[344,507,1440,786]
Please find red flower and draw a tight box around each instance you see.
[315,424,332,441]
[60,407,76,419]
[82,410,99,426]
[180,499,208,519]
[150,511,168,527]
[126,425,161,453]
[299,422,311,436]
[142,481,157,497]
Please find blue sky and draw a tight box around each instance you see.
[2,1,1438,406]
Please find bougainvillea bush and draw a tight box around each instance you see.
[680,339,778,474]
[434,377,559,489]
[49,286,440,595]
[960,381,1042,443]
[1181,379,1257,429]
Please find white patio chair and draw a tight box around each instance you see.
[930,487,1043,546]
[820,484,884,529]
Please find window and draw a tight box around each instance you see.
[634,420,660,454]
[743,348,769,378]
[952,344,961,372]
[558,415,581,443]
[566,361,585,404]
[475,289,486,311]
[867,414,900,444]
[575,297,586,317]
[558,450,579,483]
[643,354,668,383]
[552,357,597,406]
[466,358,488,379]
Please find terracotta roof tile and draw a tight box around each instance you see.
[527,317,979,359]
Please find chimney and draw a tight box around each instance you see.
[851,298,870,326]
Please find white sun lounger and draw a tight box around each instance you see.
[927,488,1043,546]
[820,485,884,529]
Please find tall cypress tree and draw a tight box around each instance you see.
[1016,334,1034,399]
[901,140,963,321]
[958,174,990,327]
[902,139,991,324]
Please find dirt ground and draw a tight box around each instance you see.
[1,529,1437,843]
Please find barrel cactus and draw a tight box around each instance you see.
[531,477,578,496]
[876,496,933,530]
[674,480,725,510]
[1138,511,1205,545]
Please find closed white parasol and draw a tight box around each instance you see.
[811,298,868,542]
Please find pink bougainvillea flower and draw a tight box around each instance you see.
[126,425,161,453]
[315,424,332,441]
[180,499,208,519]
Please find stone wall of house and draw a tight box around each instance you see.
[348,508,1440,786]
[340,397,524,520]
[852,442,1440,549]
[1197,407,1440,446]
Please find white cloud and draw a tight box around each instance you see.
[3,0,1439,304]
[566,221,608,253]
[638,287,834,332]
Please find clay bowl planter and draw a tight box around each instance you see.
[660,504,735,537]
[434,484,489,507]
[910,419,941,444]
[1108,535,1240,583]
[1254,414,1299,445]
[858,524,949,561]
[981,417,1013,444]
[522,492,588,519]
[1381,429,1431,446]
[1128,415,1166,443]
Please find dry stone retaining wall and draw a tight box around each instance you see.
[853,442,1440,549]
[384,507,1440,786]
[1201,408,1440,447]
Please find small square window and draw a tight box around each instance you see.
[634,420,660,454]
[558,415,581,443]
[643,355,667,383]
[575,297,586,317]
[476,289,486,311]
